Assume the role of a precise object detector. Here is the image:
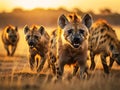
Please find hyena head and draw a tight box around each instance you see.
[110,41,120,65]
[6,25,18,43]
[24,25,45,48]
[58,13,92,48]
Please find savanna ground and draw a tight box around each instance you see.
[0,26,120,90]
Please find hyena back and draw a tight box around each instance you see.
[89,20,120,74]
[24,25,50,72]
[50,13,93,79]
[2,25,19,56]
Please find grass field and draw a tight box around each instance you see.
[0,26,120,90]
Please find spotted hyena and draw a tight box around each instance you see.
[2,25,19,56]
[24,25,50,72]
[49,13,92,79]
[89,19,120,74]
[48,29,57,74]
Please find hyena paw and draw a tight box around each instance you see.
[37,65,43,72]
[30,65,34,71]
[80,72,88,80]
[90,63,95,70]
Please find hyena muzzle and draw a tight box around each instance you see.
[2,25,19,56]
[24,25,50,72]
[50,13,93,80]
[89,20,120,74]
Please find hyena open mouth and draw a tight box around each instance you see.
[28,41,35,48]
[72,37,83,48]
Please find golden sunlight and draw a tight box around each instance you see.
[12,0,60,9]
[0,0,120,13]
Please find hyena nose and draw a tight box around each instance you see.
[29,41,34,46]
[12,39,16,42]
[73,37,80,44]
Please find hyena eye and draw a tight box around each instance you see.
[68,29,73,34]
[26,35,30,39]
[79,29,84,34]
[34,35,39,39]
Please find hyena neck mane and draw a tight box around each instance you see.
[68,13,81,23]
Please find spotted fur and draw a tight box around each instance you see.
[89,19,120,74]
[24,25,50,72]
[49,13,92,80]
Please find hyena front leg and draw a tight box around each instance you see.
[109,57,114,70]
[11,45,17,56]
[79,63,88,79]
[29,54,36,70]
[4,45,10,56]
[47,59,56,74]
[37,56,46,72]
[100,54,109,74]
[90,52,96,70]
[49,53,57,74]
[73,64,79,76]
[56,61,65,80]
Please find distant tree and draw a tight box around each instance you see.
[72,8,83,15]
[100,8,112,15]
[57,7,68,12]
[12,8,24,13]
[87,10,95,15]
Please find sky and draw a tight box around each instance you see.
[0,0,120,14]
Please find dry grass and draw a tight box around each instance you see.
[0,26,120,90]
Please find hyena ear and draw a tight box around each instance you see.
[15,26,18,32]
[58,14,69,29]
[39,26,45,35]
[82,14,93,29]
[6,27,10,33]
[24,25,29,34]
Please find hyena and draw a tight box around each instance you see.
[2,25,19,56]
[49,13,93,79]
[24,25,50,72]
[89,19,120,74]
[48,29,57,74]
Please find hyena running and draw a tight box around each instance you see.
[49,13,93,79]
[24,25,50,72]
[2,25,19,56]
[89,19,120,74]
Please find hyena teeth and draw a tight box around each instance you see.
[74,43,79,46]
[30,45,34,48]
